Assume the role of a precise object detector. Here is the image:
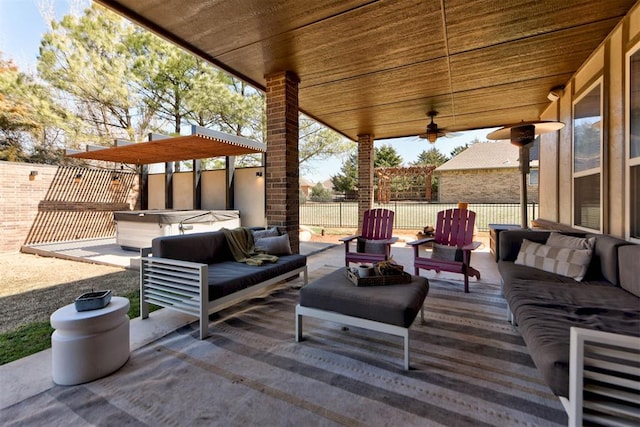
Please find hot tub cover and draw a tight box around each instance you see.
[113,210,239,224]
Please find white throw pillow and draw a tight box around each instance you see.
[546,232,595,251]
[255,233,292,255]
[515,239,593,281]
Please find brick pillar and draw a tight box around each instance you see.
[357,133,375,232]
[265,71,300,254]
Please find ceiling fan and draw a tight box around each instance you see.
[418,111,447,143]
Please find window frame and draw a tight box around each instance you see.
[572,78,603,232]
[626,41,640,243]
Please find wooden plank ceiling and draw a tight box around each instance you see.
[98,0,638,141]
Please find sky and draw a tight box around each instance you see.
[0,0,498,183]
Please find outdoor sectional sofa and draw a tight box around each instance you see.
[497,229,640,423]
[140,228,307,339]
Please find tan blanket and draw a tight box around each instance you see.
[222,227,278,266]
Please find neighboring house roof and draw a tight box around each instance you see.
[436,140,538,172]
[299,177,314,187]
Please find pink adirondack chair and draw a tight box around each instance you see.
[407,208,481,292]
[340,208,398,266]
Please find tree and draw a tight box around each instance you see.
[299,115,355,174]
[374,144,403,167]
[309,183,332,202]
[450,138,480,157]
[0,56,36,161]
[0,54,72,164]
[38,5,152,144]
[411,147,448,166]
[331,151,358,193]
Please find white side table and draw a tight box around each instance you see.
[50,296,130,385]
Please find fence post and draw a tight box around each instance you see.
[339,202,342,228]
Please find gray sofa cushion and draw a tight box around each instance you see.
[299,269,428,328]
[207,254,306,301]
[152,231,233,264]
[505,279,640,397]
[619,244,640,297]
[585,233,631,285]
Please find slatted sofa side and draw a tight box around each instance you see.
[140,248,209,339]
[563,327,640,427]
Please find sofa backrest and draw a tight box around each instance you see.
[584,233,631,286]
[151,230,234,264]
[499,230,553,262]
[618,244,640,297]
[499,230,632,285]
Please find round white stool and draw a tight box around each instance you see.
[50,296,130,385]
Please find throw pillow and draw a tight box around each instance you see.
[515,239,593,281]
[431,243,463,262]
[546,232,596,251]
[252,226,279,240]
[255,234,292,255]
[356,237,388,255]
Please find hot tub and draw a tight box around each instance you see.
[114,209,240,251]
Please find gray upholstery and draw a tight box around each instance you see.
[498,230,639,398]
[152,230,306,302]
[505,279,640,397]
[585,233,630,285]
[619,244,640,297]
[299,268,428,328]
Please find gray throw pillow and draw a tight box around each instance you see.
[515,239,593,281]
[356,237,388,255]
[252,226,279,240]
[431,243,463,262]
[255,234,292,255]
[546,232,595,251]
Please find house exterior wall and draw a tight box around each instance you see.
[437,168,539,204]
[538,2,639,241]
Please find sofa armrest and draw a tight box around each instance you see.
[140,256,209,339]
[566,327,640,426]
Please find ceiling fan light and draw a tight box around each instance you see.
[426,130,438,143]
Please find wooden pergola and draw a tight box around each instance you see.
[67,125,266,165]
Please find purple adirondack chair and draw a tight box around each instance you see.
[407,208,481,292]
[340,208,398,266]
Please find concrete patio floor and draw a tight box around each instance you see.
[1,238,500,410]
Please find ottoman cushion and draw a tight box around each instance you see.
[299,268,428,328]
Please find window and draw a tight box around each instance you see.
[628,45,640,241]
[528,169,539,185]
[573,82,602,231]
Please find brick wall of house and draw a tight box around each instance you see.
[0,161,139,253]
[437,168,538,204]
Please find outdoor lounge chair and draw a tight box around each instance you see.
[407,208,481,292]
[340,208,398,266]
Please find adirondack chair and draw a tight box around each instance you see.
[407,208,481,292]
[340,208,398,266]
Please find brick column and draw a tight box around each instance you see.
[265,71,300,254]
[357,133,375,232]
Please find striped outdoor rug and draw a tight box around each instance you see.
[4,268,567,426]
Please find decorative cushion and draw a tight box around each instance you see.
[255,233,292,255]
[515,239,593,281]
[356,237,388,255]
[252,226,279,240]
[431,243,463,262]
[546,232,595,251]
